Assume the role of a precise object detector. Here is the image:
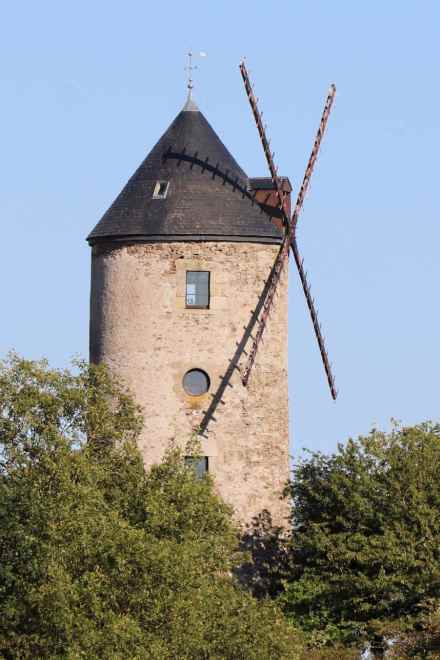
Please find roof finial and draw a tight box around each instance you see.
[183,51,206,112]
[185,51,196,97]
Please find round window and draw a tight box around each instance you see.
[183,369,210,396]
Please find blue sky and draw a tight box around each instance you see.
[1,1,438,456]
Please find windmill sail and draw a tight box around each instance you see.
[239,61,337,399]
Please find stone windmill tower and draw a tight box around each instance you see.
[87,63,336,526]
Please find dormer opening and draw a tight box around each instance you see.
[152,181,169,199]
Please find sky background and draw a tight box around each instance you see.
[1,1,439,458]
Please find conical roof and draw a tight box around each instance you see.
[87,99,283,245]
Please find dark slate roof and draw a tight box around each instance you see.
[249,177,292,192]
[87,99,283,245]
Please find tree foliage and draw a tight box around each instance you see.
[0,354,302,659]
[389,599,440,657]
[280,423,440,648]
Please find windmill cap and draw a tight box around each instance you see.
[87,103,284,245]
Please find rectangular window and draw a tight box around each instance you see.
[185,456,209,479]
[186,271,210,309]
[152,181,169,199]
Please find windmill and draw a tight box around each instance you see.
[239,61,337,400]
[87,57,337,523]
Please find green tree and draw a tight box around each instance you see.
[280,422,440,650]
[0,354,302,659]
[389,599,440,657]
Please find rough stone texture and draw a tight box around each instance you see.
[90,241,290,527]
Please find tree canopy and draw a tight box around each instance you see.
[0,354,302,659]
[280,422,440,650]
[4,353,440,657]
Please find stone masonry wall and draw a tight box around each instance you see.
[90,241,290,527]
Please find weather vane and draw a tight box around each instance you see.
[185,51,207,97]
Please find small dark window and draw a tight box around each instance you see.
[183,369,210,396]
[153,181,169,199]
[185,456,209,479]
[186,271,210,308]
